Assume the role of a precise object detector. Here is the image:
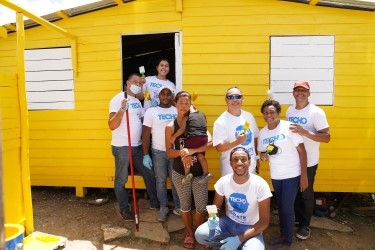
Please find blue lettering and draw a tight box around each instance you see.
[158,114,177,120]
[130,103,141,109]
[288,116,307,125]
[262,134,286,145]
[150,82,163,88]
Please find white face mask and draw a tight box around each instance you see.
[130,84,141,95]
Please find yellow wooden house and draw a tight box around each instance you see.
[0,0,374,204]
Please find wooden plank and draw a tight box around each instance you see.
[271,57,333,69]
[25,47,71,60]
[271,80,334,92]
[26,91,74,103]
[25,59,72,71]
[30,120,108,130]
[270,69,334,81]
[27,102,74,110]
[26,80,74,92]
[25,70,73,82]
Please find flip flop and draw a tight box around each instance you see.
[183,234,195,249]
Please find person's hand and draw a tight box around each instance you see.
[140,75,146,85]
[236,133,247,145]
[207,217,219,230]
[180,148,190,158]
[289,124,307,136]
[260,152,269,161]
[182,155,193,169]
[142,154,153,170]
[151,98,158,107]
[120,99,129,112]
[220,235,241,250]
[300,174,308,192]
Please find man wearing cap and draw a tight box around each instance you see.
[142,86,180,221]
[286,80,330,240]
[213,86,259,176]
[109,73,159,221]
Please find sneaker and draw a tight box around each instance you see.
[172,208,181,216]
[198,172,212,185]
[181,173,193,185]
[296,226,311,240]
[158,206,169,222]
[121,212,135,222]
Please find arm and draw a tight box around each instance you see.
[296,143,308,192]
[254,138,260,174]
[290,125,330,143]
[180,130,212,157]
[165,122,183,159]
[215,133,246,152]
[142,125,151,155]
[239,198,270,242]
[108,99,127,130]
[171,116,187,143]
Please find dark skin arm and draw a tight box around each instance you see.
[296,143,308,192]
[290,125,330,143]
[170,116,187,144]
[142,125,151,155]
[108,99,127,130]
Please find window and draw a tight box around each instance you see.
[25,47,74,110]
[270,35,334,105]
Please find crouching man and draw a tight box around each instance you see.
[195,147,272,250]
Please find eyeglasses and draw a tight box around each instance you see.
[226,94,242,100]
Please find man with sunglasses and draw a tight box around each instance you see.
[213,87,259,176]
[286,80,330,240]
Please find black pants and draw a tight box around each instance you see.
[294,164,318,227]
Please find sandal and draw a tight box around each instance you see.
[183,234,195,249]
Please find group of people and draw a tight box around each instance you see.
[108,58,330,249]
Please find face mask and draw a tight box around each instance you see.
[130,84,141,95]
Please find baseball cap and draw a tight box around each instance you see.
[293,80,310,90]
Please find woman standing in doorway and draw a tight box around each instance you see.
[142,58,175,110]
[165,91,211,249]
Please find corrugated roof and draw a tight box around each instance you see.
[284,0,375,10]
[2,0,134,32]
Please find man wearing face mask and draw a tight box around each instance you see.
[109,73,159,221]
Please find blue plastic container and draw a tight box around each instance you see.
[5,224,24,250]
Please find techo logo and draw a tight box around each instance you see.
[130,103,142,109]
[262,134,286,145]
[150,82,163,88]
[158,114,177,120]
[288,116,307,125]
[235,125,252,146]
[228,193,249,213]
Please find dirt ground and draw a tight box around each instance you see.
[32,187,375,250]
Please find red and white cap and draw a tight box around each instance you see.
[293,80,310,90]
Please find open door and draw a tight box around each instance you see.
[121,32,182,90]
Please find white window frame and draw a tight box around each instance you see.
[270,35,334,105]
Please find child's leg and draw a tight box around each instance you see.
[197,153,208,175]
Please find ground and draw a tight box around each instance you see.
[32,187,375,250]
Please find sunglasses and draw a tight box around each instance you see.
[226,94,242,100]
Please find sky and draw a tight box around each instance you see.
[0,0,98,25]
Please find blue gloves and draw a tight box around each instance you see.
[220,235,241,250]
[150,98,159,107]
[143,155,153,170]
[207,217,219,230]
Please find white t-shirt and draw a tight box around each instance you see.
[258,120,304,180]
[109,92,144,147]
[142,76,175,110]
[143,106,177,151]
[286,103,329,167]
[213,110,259,176]
[214,173,272,225]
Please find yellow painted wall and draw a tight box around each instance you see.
[0,72,28,225]
[0,0,374,192]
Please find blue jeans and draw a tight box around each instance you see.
[195,216,265,250]
[112,145,159,214]
[152,148,180,208]
[272,176,300,246]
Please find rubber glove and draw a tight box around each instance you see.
[207,217,219,230]
[143,155,153,170]
[151,98,159,107]
[220,235,241,250]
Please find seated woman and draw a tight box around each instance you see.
[258,99,308,249]
[195,147,272,250]
[165,91,211,249]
